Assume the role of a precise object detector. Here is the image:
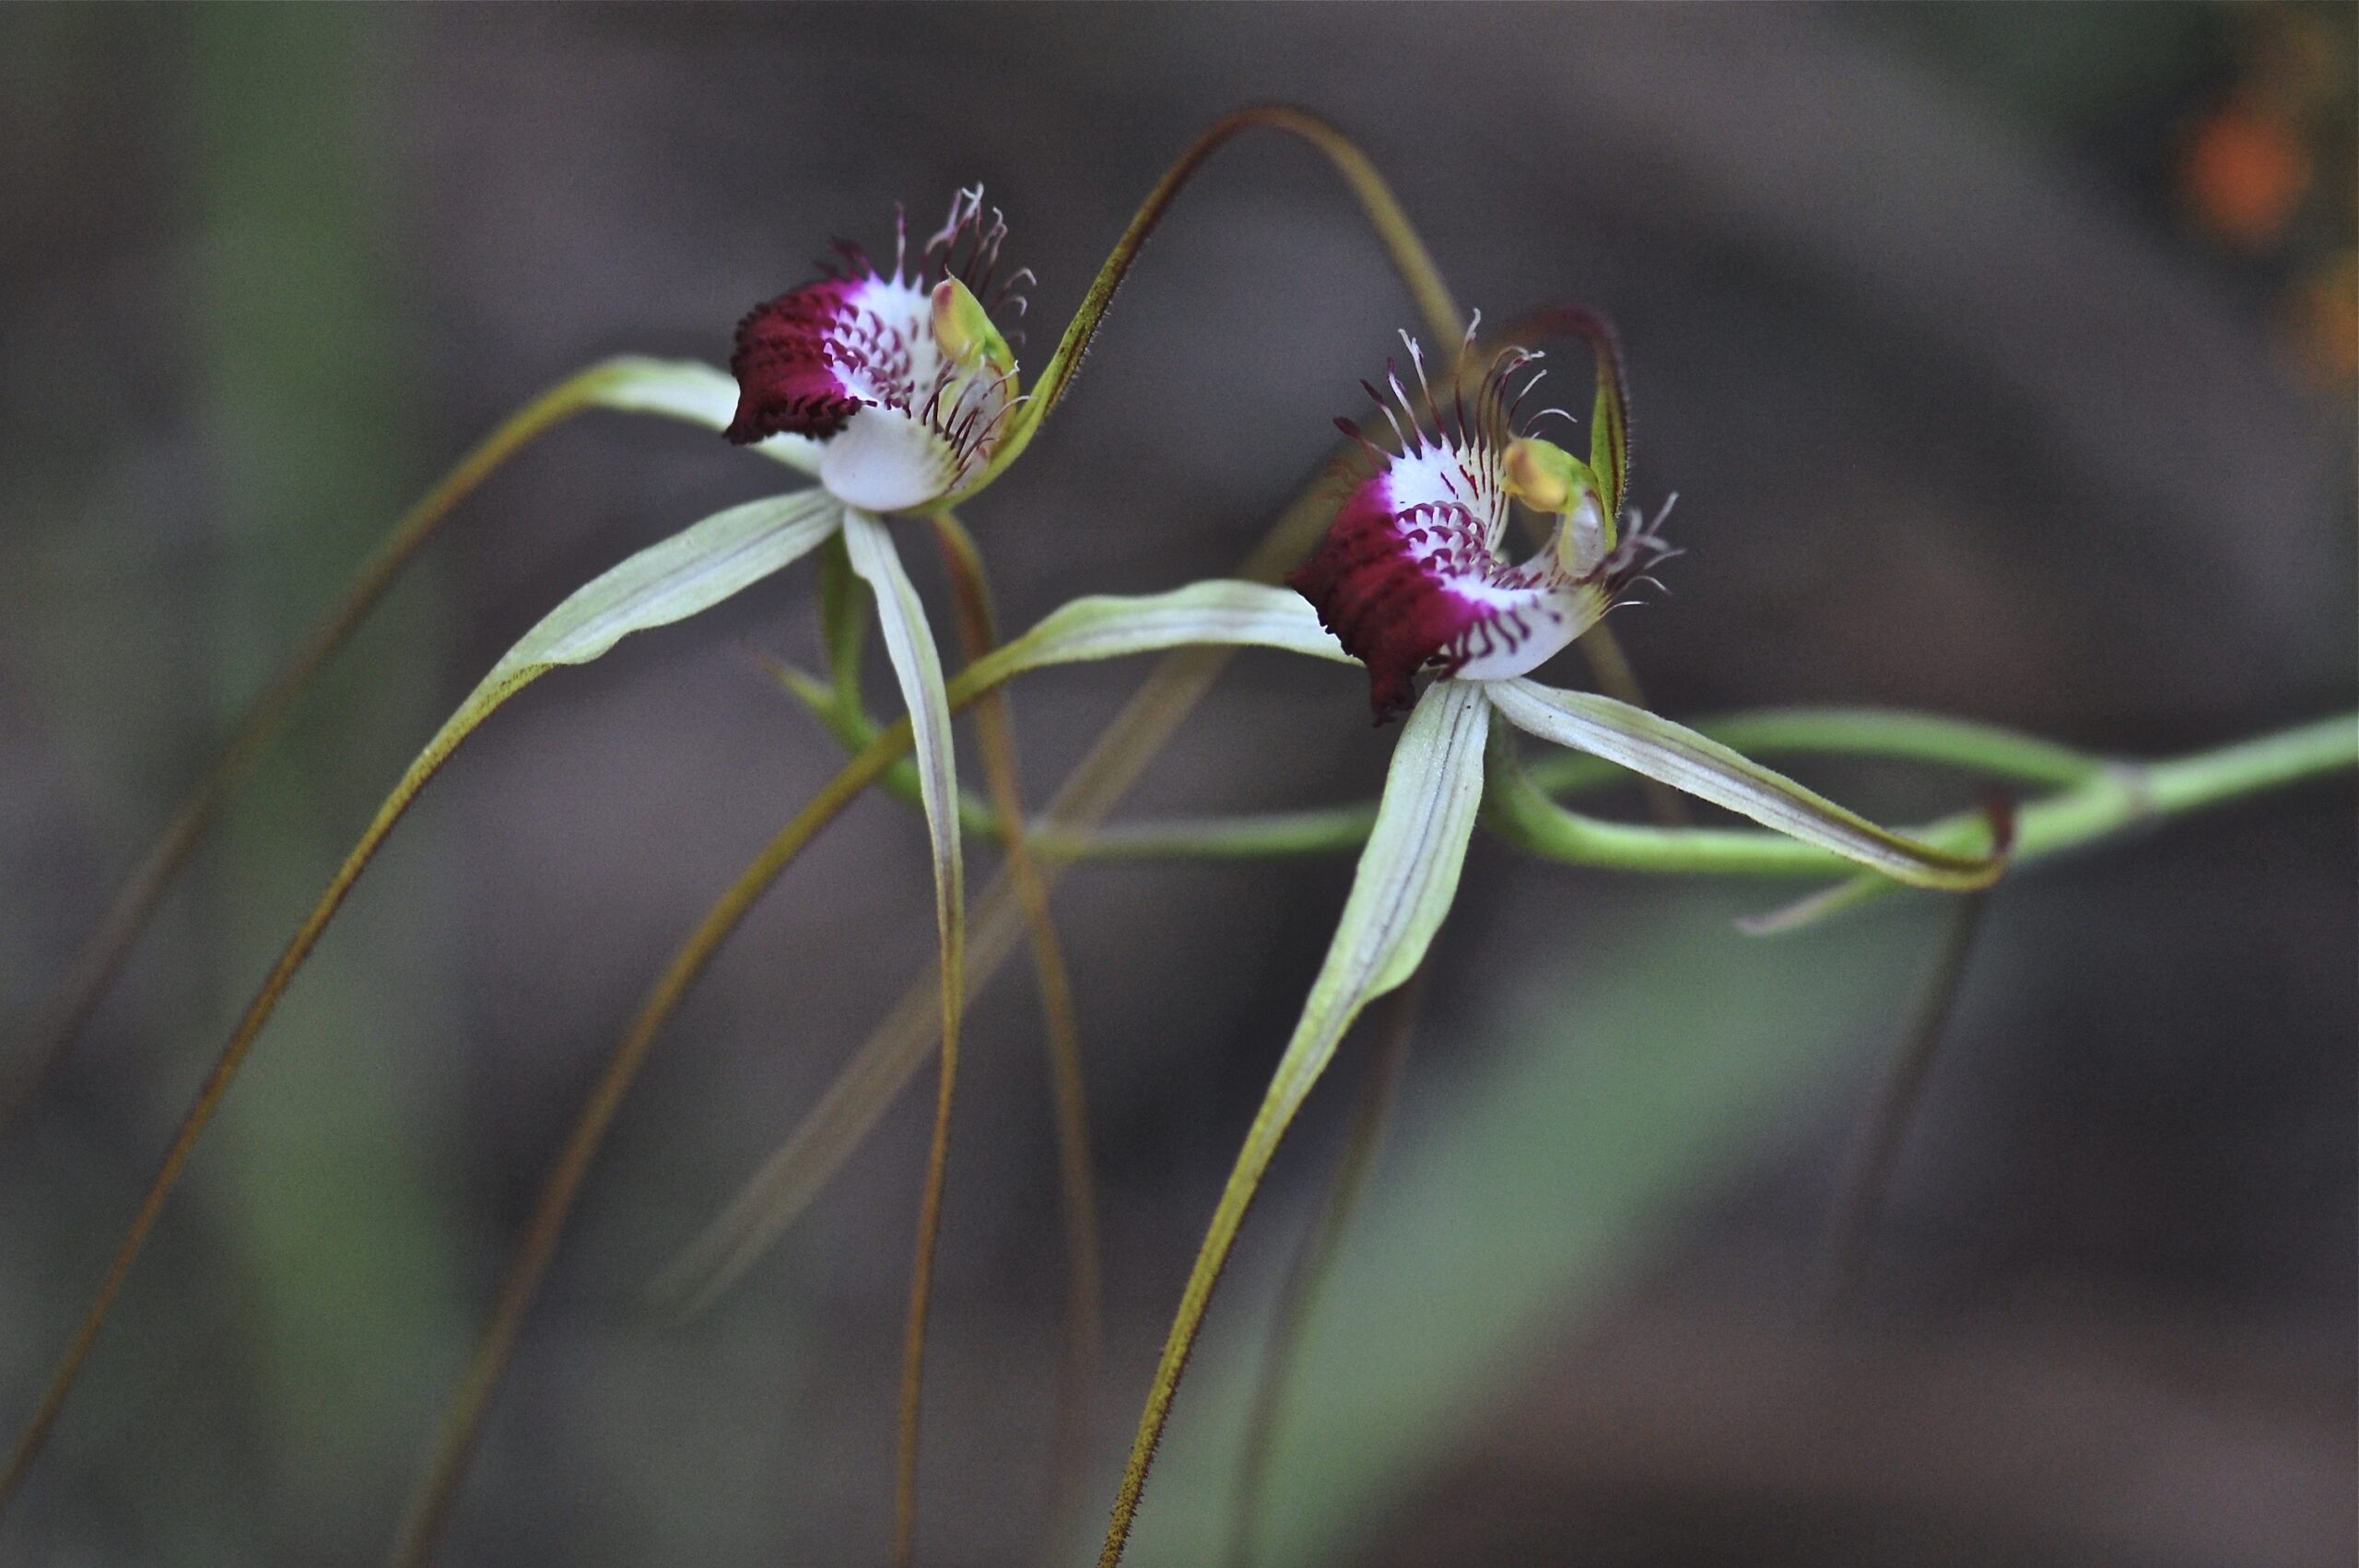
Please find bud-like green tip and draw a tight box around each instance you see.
[1507,437,1619,576]
[1503,437,1590,515]
[931,276,1015,378]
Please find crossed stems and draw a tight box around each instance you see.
[0,102,1482,1562]
[3,102,2352,1568]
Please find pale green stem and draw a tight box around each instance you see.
[779,702,2114,862]
[1494,710,2356,887]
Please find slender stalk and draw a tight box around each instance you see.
[651,473,1346,1316]
[0,360,651,1133]
[1225,968,1420,1568]
[385,567,1348,1567]
[1743,711,2359,931]
[931,513,1103,1549]
[1486,711,2355,886]
[1,486,840,1521]
[1095,685,1492,1568]
[780,703,2099,863]
[942,103,1459,509]
[0,660,548,1512]
[2139,712,2357,811]
[387,728,909,1568]
[1819,798,2014,1303]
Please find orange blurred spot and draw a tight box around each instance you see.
[2181,104,2312,249]
[2285,250,2358,392]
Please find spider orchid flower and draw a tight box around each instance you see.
[1088,322,2009,1565]
[1289,334,1670,722]
[726,186,1028,513]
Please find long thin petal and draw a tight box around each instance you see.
[1484,679,2000,890]
[839,511,966,1566]
[487,492,841,675]
[590,355,825,475]
[841,512,964,1046]
[1097,680,1491,1567]
[928,508,1102,1549]
[0,487,840,1515]
[2,357,819,1135]
[965,580,1349,685]
[651,582,1345,1314]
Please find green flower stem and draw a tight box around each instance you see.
[942,105,1459,511]
[928,511,1102,1555]
[786,700,2116,864]
[748,655,1002,842]
[0,357,757,1131]
[1488,761,1859,876]
[1585,708,2102,790]
[1747,710,2357,931]
[382,579,1355,1567]
[1049,708,2341,874]
[2141,712,2356,811]
[1488,711,2355,908]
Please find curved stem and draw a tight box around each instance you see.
[651,482,1348,1319]
[1819,798,2014,1304]
[784,703,2102,863]
[387,728,907,1568]
[2,361,611,1131]
[1015,707,2107,863]
[1096,684,1492,1568]
[2,485,839,1522]
[1743,710,2359,932]
[2,668,528,1514]
[941,104,1459,509]
[930,513,1103,1551]
[1225,967,1419,1568]
[387,576,1357,1566]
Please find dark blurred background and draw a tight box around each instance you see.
[1,6,2352,1565]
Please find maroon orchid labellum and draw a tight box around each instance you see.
[1289,330,1672,722]
[726,187,1029,513]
